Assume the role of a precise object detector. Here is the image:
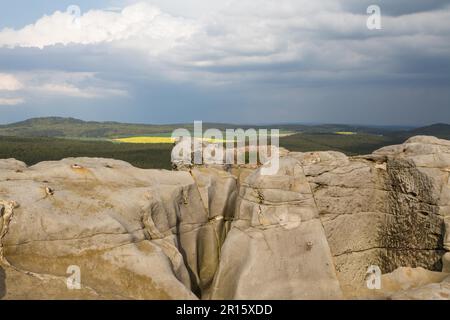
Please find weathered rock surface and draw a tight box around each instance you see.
[376,267,450,300]
[0,136,449,300]
[209,158,343,299]
[0,158,201,299]
[291,136,450,297]
[444,217,450,273]
[389,278,450,300]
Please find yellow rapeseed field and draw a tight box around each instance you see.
[114,137,230,144]
[114,132,294,144]
[334,131,357,135]
[114,137,175,144]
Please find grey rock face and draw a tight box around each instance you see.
[290,136,450,296]
[0,136,449,300]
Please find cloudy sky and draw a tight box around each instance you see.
[0,0,449,125]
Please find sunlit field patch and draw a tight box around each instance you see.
[114,136,232,144]
[114,137,175,144]
[335,132,357,135]
[115,131,296,144]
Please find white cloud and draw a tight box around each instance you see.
[0,97,25,106]
[0,71,128,102]
[127,0,229,18]
[0,73,23,91]
[0,2,199,52]
[0,73,25,106]
[34,82,127,99]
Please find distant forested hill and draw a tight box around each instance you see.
[0,117,188,138]
[0,117,422,139]
[403,123,450,140]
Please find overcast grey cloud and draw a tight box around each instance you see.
[341,0,450,16]
[0,0,449,125]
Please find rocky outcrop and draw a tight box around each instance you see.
[371,267,450,300]
[0,158,200,299]
[209,158,343,299]
[290,136,450,297]
[0,136,449,300]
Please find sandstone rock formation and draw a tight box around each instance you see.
[0,136,449,300]
[292,136,449,297]
[0,158,200,299]
[374,267,450,300]
[209,157,343,299]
